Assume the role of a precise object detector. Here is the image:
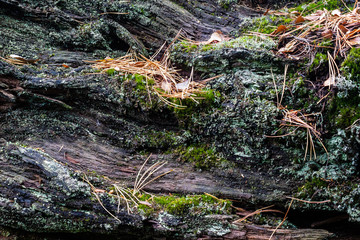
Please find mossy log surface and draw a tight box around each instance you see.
[0,0,357,239]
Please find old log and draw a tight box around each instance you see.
[0,0,347,239]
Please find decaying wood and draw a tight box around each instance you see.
[0,0,336,238]
[0,140,332,239]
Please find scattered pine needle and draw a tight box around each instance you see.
[233,205,283,223]
[280,109,328,161]
[255,5,360,87]
[133,154,173,195]
[90,30,217,108]
[204,192,220,200]
[268,66,328,161]
[84,155,173,218]
[274,7,360,58]
[324,51,340,87]
[0,55,39,65]
[83,174,123,221]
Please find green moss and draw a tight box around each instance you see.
[117,73,219,112]
[241,17,275,35]
[293,0,344,14]
[309,52,327,73]
[329,94,360,128]
[0,227,11,238]
[281,74,319,110]
[173,144,231,170]
[171,89,221,120]
[172,40,198,53]
[201,44,215,52]
[116,73,159,109]
[138,194,232,216]
[174,36,275,54]
[137,206,154,217]
[106,68,116,76]
[297,177,327,198]
[119,74,155,90]
[239,15,293,35]
[116,73,217,113]
[341,48,360,80]
[177,40,199,52]
[164,196,199,215]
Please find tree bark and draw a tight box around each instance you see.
[0,0,335,239]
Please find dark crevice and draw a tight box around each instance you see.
[287,210,360,239]
[106,25,131,51]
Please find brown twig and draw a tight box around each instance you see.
[269,198,294,240]
[233,205,282,223]
[285,196,331,204]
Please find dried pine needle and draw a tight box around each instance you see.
[89,31,215,108]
